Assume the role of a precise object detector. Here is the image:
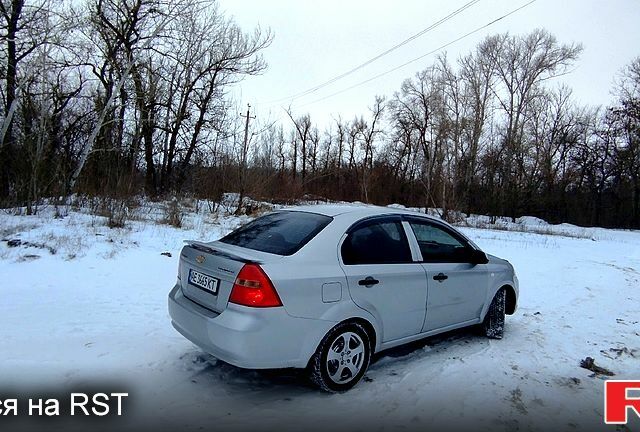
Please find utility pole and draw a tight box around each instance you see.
[236,104,255,215]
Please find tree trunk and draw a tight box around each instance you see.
[131,67,156,195]
[0,0,24,198]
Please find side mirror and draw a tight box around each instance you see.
[469,249,489,265]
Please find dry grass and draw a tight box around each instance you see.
[90,196,139,228]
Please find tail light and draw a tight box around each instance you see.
[229,264,282,308]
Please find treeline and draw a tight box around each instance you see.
[0,0,271,212]
[1,2,638,228]
[246,31,639,228]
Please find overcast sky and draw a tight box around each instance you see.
[216,0,640,128]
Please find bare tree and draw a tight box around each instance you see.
[457,42,495,214]
[389,67,445,209]
[611,57,640,226]
[359,96,385,202]
[285,108,312,184]
[483,29,582,219]
[0,0,51,200]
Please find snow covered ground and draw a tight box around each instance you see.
[1,199,639,431]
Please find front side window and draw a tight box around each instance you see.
[342,220,412,265]
[409,221,471,263]
[220,211,332,256]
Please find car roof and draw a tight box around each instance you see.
[280,203,480,250]
[283,203,439,221]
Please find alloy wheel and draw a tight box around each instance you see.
[325,331,366,384]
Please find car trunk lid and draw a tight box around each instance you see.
[178,240,282,313]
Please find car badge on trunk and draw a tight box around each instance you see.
[195,255,205,264]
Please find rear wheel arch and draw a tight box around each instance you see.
[307,320,373,392]
[317,302,381,351]
[307,317,378,370]
[346,317,377,354]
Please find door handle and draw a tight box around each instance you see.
[358,276,379,287]
[433,273,448,282]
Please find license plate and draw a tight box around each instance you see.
[188,269,219,294]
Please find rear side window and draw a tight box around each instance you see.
[220,211,332,256]
[342,220,412,265]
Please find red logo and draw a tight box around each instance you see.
[605,380,640,424]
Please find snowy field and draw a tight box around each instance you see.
[1,199,639,432]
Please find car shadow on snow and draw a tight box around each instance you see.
[182,351,316,397]
[182,325,486,394]
[373,325,485,363]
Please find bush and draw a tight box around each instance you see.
[91,196,134,228]
[161,198,183,228]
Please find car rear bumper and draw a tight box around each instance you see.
[168,284,333,369]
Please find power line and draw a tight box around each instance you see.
[295,0,536,109]
[262,0,481,105]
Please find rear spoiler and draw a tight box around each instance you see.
[183,240,257,264]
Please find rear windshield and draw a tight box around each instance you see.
[220,211,333,256]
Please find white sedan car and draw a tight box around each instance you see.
[168,205,519,391]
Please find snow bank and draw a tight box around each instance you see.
[1,200,639,431]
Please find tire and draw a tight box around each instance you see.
[308,322,371,392]
[483,287,506,339]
